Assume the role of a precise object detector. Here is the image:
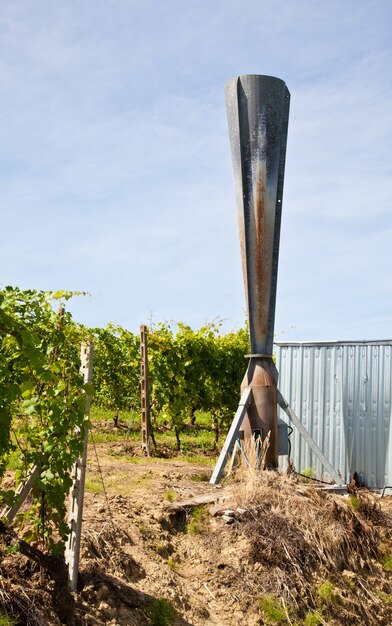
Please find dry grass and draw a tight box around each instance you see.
[230,440,392,624]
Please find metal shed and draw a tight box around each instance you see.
[275,340,392,489]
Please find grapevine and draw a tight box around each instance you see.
[0,287,90,553]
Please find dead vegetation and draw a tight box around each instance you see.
[233,474,392,624]
[1,438,392,625]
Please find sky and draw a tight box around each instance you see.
[1,0,391,341]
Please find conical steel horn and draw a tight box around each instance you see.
[226,74,290,467]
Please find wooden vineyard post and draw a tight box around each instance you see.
[140,325,151,456]
[65,341,94,591]
[0,465,40,522]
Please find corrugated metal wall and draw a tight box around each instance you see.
[275,341,392,488]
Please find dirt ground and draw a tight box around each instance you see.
[72,439,392,625]
[2,435,392,626]
[78,442,245,626]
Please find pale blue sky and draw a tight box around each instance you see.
[1,1,391,340]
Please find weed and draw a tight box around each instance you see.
[138,522,150,537]
[347,495,361,511]
[187,505,206,535]
[376,590,392,604]
[381,553,392,571]
[304,610,324,626]
[164,490,175,502]
[148,598,176,626]
[84,478,104,494]
[89,432,125,444]
[0,613,17,626]
[181,454,216,466]
[316,580,336,603]
[166,556,179,571]
[258,595,286,624]
[148,540,172,558]
[300,467,315,482]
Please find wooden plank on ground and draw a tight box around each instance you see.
[163,490,233,512]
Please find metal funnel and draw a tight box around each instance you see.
[226,74,290,356]
[226,75,290,467]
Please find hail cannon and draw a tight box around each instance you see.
[211,74,290,482]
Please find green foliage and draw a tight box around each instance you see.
[90,319,249,449]
[166,556,179,570]
[164,490,175,502]
[0,287,249,557]
[4,543,19,555]
[347,495,361,511]
[0,287,89,552]
[376,591,392,604]
[381,553,392,571]
[0,613,17,626]
[187,505,207,535]
[148,598,176,626]
[258,595,286,624]
[316,580,336,603]
[304,610,324,626]
[84,477,104,494]
[300,467,315,482]
[90,324,139,412]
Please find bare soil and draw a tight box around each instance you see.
[2,435,392,626]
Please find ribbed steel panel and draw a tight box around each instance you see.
[275,341,392,488]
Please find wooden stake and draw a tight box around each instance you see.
[0,464,40,522]
[65,341,94,591]
[210,387,252,484]
[140,325,151,456]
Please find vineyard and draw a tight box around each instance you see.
[0,288,237,622]
[92,320,250,447]
[2,288,392,626]
[0,287,250,540]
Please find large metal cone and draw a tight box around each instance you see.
[225,75,290,356]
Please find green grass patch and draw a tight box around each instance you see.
[138,522,153,539]
[166,556,179,570]
[164,490,176,502]
[316,580,336,603]
[347,495,361,511]
[148,540,170,558]
[148,598,176,626]
[381,553,392,571]
[193,410,211,426]
[0,613,17,626]
[187,505,207,535]
[90,406,133,422]
[89,432,127,444]
[304,610,324,626]
[300,467,315,482]
[153,429,217,452]
[258,595,286,624]
[180,454,216,466]
[84,477,104,494]
[376,591,392,604]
